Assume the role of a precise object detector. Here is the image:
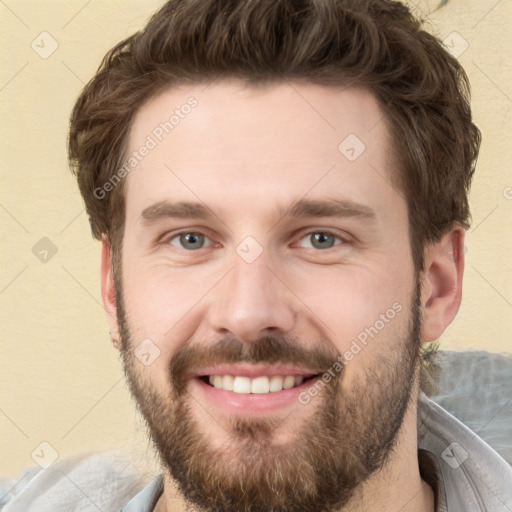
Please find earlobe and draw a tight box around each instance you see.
[100,237,121,350]
[420,227,465,343]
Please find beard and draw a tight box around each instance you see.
[117,280,422,512]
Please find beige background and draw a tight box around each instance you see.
[1,0,511,477]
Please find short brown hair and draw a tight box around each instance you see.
[68,0,481,272]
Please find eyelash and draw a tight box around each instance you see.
[160,229,347,251]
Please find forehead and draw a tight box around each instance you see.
[124,80,402,225]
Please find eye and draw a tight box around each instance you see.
[168,232,212,250]
[297,231,343,250]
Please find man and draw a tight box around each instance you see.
[5,0,511,511]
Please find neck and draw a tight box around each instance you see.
[343,386,434,511]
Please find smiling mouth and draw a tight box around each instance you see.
[198,374,320,394]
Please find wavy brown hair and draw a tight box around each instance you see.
[68,0,481,273]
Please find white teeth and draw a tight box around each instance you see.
[251,376,270,394]
[207,374,307,394]
[269,376,284,392]
[233,376,251,394]
[223,374,234,391]
[283,376,295,389]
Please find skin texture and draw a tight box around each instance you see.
[101,80,465,511]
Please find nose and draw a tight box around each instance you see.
[207,252,297,342]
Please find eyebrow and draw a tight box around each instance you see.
[141,201,211,224]
[140,198,376,225]
[284,198,376,221]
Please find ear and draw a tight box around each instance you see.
[100,237,122,350]
[420,226,465,343]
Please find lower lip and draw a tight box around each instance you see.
[190,377,318,415]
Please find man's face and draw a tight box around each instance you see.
[114,81,421,511]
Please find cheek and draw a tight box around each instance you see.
[120,259,218,381]
[288,262,413,353]
[122,258,205,332]
[295,269,413,391]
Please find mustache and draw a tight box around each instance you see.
[169,335,343,395]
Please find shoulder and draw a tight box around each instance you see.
[428,349,512,464]
[419,350,512,511]
[1,449,154,512]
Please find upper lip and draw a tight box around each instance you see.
[190,364,319,379]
